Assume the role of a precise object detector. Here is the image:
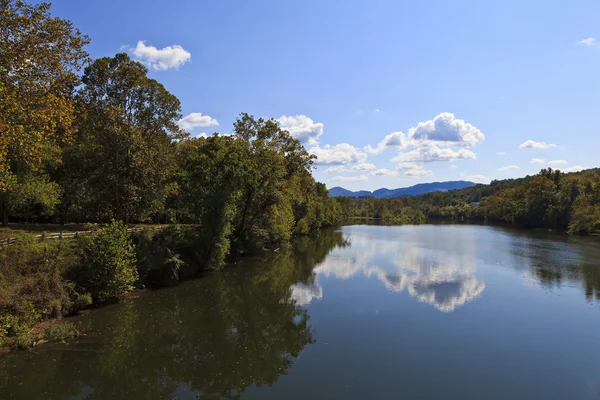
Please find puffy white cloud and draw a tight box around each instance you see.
[324,165,347,173]
[496,152,507,156]
[549,159,568,165]
[309,143,367,165]
[449,165,458,169]
[404,168,433,177]
[561,165,590,173]
[392,145,476,163]
[278,115,324,145]
[395,162,433,177]
[530,158,545,164]
[498,165,519,171]
[519,140,556,149]
[330,175,369,182]
[375,108,380,113]
[370,168,397,176]
[407,112,485,147]
[352,163,376,171]
[467,175,491,183]
[365,112,484,156]
[578,37,596,47]
[177,112,219,130]
[130,41,191,70]
[396,162,422,170]
[364,131,406,154]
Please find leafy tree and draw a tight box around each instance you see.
[75,220,138,302]
[5,173,61,222]
[65,53,181,222]
[0,0,89,224]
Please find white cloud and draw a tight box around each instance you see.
[375,108,380,113]
[404,168,433,177]
[467,175,491,183]
[309,144,367,165]
[561,166,590,173]
[352,163,376,171]
[549,159,568,165]
[519,140,556,149]
[370,168,397,176]
[498,165,519,171]
[449,165,458,169]
[130,41,191,71]
[364,131,406,154]
[324,165,347,173]
[365,112,484,156]
[330,175,369,182]
[396,162,432,177]
[392,145,476,163]
[177,112,219,130]
[278,115,323,145]
[195,132,207,138]
[578,37,596,47]
[530,158,545,164]
[496,152,507,156]
[407,112,485,147]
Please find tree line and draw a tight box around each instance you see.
[335,168,600,234]
[0,0,341,247]
[0,0,342,348]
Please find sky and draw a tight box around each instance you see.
[47,0,600,191]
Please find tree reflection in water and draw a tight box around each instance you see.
[0,229,347,400]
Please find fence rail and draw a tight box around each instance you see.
[0,226,164,247]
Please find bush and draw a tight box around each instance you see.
[75,221,138,302]
[134,226,204,287]
[0,233,86,345]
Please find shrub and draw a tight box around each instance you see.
[134,226,203,287]
[76,221,138,302]
[0,233,85,344]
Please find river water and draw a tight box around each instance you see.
[1,224,600,399]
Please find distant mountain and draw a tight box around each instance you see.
[328,181,477,198]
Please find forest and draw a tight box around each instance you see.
[0,0,341,348]
[335,167,600,234]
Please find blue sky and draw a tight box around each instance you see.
[48,0,599,190]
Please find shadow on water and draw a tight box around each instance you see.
[0,229,347,400]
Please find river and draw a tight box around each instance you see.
[1,224,600,399]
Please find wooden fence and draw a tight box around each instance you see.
[0,226,164,247]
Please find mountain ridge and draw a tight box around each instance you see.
[328,180,477,198]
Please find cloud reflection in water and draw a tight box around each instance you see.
[291,229,485,312]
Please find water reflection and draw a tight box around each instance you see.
[0,229,347,400]
[299,226,486,312]
[502,226,600,302]
[2,225,600,400]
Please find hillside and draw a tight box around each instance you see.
[328,181,476,198]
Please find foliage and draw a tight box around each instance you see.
[0,0,89,191]
[59,53,181,222]
[0,233,87,344]
[6,173,61,222]
[336,168,600,235]
[75,221,138,302]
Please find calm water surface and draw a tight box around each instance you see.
[2,224,600,399]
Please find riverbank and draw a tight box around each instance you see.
[0,222,338,351]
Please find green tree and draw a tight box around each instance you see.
[75,220,138,302]
[65,53,181,222]
[0,0,89,224]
